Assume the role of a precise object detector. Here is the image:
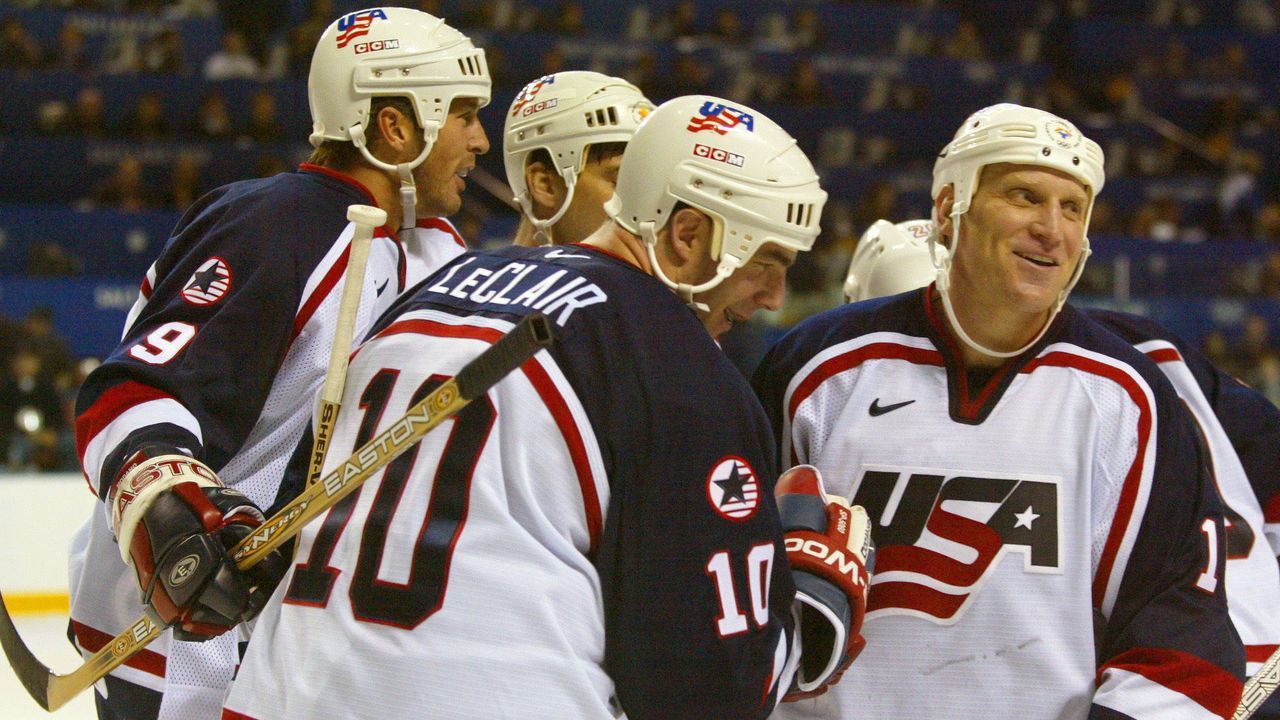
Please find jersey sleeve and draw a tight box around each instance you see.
[74,186,341,498]
[582,314,798,719]
[1091,394,1246,719]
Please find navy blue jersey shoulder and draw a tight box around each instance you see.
[378,244,795,719]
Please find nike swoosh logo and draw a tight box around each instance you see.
[869,398,915,416]
[375,279,389,297]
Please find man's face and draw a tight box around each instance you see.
[553,150,623,244]
[692,240,795,338]
[415,97,490,218]
[942,162,1089,321]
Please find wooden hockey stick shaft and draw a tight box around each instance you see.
[1234,645,1280,720]
[306,204,386,488]
[0,313,555,712]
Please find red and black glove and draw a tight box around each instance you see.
[775,464,875,701]
[109,449,286,641]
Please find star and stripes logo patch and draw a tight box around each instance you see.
[706,456,761,521]
[181,257,231,306]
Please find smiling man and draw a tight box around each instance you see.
[756,104,1246,719]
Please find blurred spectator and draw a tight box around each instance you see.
[25,241,82,277]
[85,156,154,212]
[45,20,91,74]
[192,91,235,140]
[1129,196,1184,242]
[1214,149,1263,239]
[1256,200,1280,241]
[19,306,76,385]
[852,180,902,236]
[216,0,288,65]
[140,27,189,74]
[0,349,69,471]
[707,8,743,45]
[780,59,826,107]
[284,0,333,76]
[203,28,261,81]
[942,20,987,59]
[35,100,70,135]
[653,0,699,42]
[1237,0,1278,33]
[1256,250,1280,298]
[788,7,826,51]
[1233,313,1278,370]
[240,88,286,144]
[120,92,171,140]
[537,46,566,76]
[0,16,43,70]
[70,86,110,136]
[254,153,289,178]
[161,152,208,211]
[539,1,585,34]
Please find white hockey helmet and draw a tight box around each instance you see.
[308,7,490,228]
[931,103,1105,357]
[503,71,654,243]
[844,218,942,302]
[604,95,827,304]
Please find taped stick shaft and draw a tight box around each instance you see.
[306,205,385,488]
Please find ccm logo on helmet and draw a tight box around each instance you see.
[335,8,387,48]
[520,97,559,117]
[354,38,399,54]
[785,537,867,588]
[694,143,744,167]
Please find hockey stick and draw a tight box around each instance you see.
[0,313,555,712]
[306,204,386,488]
[1234,645,1280,720]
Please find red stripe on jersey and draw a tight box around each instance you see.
[1263,493,1280,524]
[867,580,968,619]
[72,621,166,678]
[1100,647,1242,718]
[298,163,378,206]
[1145,347,1183,364]
[1248,644,1279,663]
[372,318,603,550]
[787,343,943,426]
[221,710,258,720]
[419,216,467,249]
[291,243,351,343]
[1022,352,1154,609]
[521,358,604,553]
[75,381,178,486]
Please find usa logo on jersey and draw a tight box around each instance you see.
[335,9,388,49]
[706,456,761,520]
[182,257,232,306]
[510,75,556,117]
[687,102,754,135]
[851,466,1062,623]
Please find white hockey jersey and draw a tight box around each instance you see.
[70,165,466,719]
[756,288,1245,720]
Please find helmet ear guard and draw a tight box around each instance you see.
[930,103,1105,358]
[308,7,491,229]
[605,95,827,306]
[503,71,654,244]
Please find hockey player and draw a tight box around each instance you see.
[756,103,1246,719]
[843,217,1280,718]
[503,70,655,246]
[222,95,872,719]
[69,8,490,720]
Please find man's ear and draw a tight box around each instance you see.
[370,105,415,161]
[667,207,711,263]
[525,160,566,215]
[933,185,956,249]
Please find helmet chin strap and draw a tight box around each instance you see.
[934,210,1090,360]
[351,123,436,231]
[638,220,735,314]
[523,168,578,246]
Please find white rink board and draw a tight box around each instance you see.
[0,472,95,594]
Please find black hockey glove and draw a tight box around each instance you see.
[109,450,286,641]
[775,464,875,701]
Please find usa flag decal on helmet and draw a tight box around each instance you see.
[182,257,231,306]
[706,456,761,521]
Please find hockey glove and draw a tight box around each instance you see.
[775,464,874,701]
[108,450,286,641]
